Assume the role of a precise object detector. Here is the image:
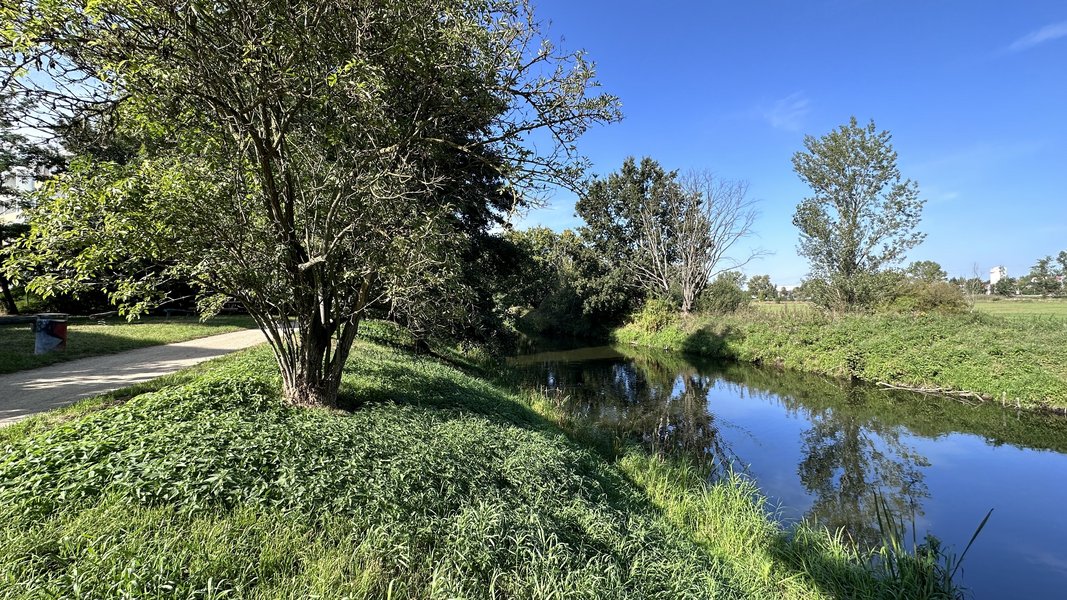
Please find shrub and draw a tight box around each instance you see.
[696,276,749,315]
[883,280,967,315]
[632,297,677,332]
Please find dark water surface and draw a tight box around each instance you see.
[509,345,1067,599]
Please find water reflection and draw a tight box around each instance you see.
[523,350,740,478]
[519,348,932,545]
[510,345,1067,598]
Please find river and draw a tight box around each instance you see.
[509,344,1067,599]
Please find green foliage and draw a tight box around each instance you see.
[1022,254,1065,297]
[992,276,1017,296]
[505,228,601,338]
[573,157,677,317]
[632,298,677,333]
[882,280,967,315]
[695,272,749,315]
[4,0,620,406]
[792,117,925,310]
[0,89,61,315]
[613,310,1067,410]
[747,274,777,301]
[905,260,948,283]
[0,343,737,598]
[0,321,993,598]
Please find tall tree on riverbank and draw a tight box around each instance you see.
[3,0,620,407]
[576,157,680,313]
[792,118,925,310]
[577,158,759,314]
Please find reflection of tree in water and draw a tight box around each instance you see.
[626,353,738,477]
[794,387,930,549]
[522,352,738,476]
[520,348,935,548]
[707,361,932,550]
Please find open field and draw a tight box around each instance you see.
[752,301,815,314]
[755,298,1067,318]
[971,297,1067,317]
[0,322,963,599]
[0,316,256,375]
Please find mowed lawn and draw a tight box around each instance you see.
[972,297,1067,317]
[0,316,257,375]
[756,298,1067,318]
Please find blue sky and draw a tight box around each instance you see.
[516,1,1067,286]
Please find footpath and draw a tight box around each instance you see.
[0,328,267,426]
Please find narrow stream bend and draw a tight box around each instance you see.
[510,345,1067,599]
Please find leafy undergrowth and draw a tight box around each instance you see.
[0,323,971,599]
[0,341,751,599]
[614,310,1067,411]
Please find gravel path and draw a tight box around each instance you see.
[0,328,267,426]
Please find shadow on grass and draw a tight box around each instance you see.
[334,339,930,599]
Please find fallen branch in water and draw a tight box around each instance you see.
[875,381,989,404]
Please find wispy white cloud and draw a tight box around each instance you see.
[908,140,1044,175]
[1007,21,1067,53]
[761,92,810,132]
[922,186,961,203]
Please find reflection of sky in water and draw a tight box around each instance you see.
[512,347,1067,600]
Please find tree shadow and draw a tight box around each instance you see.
[331,342,804,595]
[680,323,736,358]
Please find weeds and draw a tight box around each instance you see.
[614,310,1067,410]
[0,344,734,599]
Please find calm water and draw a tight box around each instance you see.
[510,345,1067,599]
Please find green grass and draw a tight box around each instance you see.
[0,321,969,599]
[0,315,256,375]
[614,309,1067,411]
[971,297,1067,317]
[752,301,815,314]
[0,339,747,598]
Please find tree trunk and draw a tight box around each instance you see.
[0,274,17,315]
[265,312,361,409]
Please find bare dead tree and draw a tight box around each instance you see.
[632,176,681,299]
[674,170,763,313]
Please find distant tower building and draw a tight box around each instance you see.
[988,266,1007,294]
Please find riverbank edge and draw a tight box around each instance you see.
[0,321,962,598]
[610,310,1067,415]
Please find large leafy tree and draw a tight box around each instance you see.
[576,157,678,311]
[904,260,947,283]
[792,117,925,309]
[2,0,619,406]
[576,157,759,315]
[747,275,777,301]
[1022,255,1064,297]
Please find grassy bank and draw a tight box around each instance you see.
[0,323,968,598]
[613,309,1067,411]
[0,315,256,374]
[971,297,1067,317]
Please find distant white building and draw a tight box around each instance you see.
[988,266,1007,294]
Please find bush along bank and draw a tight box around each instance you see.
[612,306,1067,413]
[0,322,975,598]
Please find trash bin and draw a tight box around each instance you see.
[35,313,69,355]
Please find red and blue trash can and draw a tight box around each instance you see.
[34,313,68,355]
